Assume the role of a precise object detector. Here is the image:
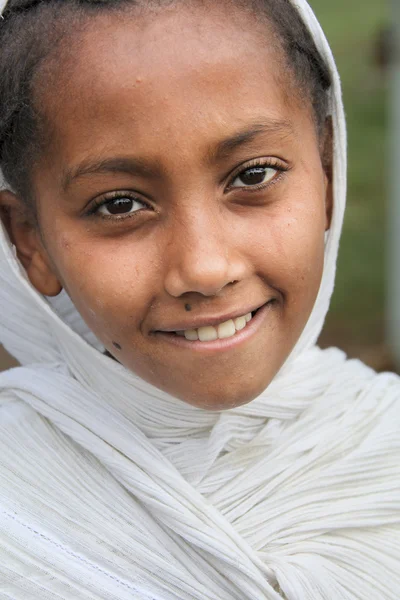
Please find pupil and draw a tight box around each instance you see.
[107,198,133,215]
[240,167,266,185]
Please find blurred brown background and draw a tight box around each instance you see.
[0,347,16,371]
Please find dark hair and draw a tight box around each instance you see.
[0,0,331,207]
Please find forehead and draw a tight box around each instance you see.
[37,3,311,167]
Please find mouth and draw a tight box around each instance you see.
[175,309,255,342]
[154,301,275,349]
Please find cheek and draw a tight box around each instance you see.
[51,233,159,340]
[246,198,326,290]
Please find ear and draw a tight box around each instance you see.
[321,116,333,231]
[0,190,63,296]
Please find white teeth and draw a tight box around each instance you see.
[198,326,218,342]
[234,316,247,331]
[178,311,254,342]
[218,319,236,339]
[184,329,199,341]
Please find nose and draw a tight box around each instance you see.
[164,210,248,298]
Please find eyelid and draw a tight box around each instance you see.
[84,190,152,217]
[226,157,289,191]
[82,158,289,218]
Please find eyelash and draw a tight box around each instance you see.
[85,191,152,220]
[227,158,288,192]
[85,157,289,221]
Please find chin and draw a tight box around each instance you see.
[173,377,270,411]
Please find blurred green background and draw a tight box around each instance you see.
[0,0,391,371]
[311,0,391,369]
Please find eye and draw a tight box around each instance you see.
[96,196,147,217]
[230,164,279,189]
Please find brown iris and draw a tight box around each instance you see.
[105,198,134,215]
[239,167,267,186]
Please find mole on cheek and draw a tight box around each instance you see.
[185,304,192,312]
[112,341,122,351]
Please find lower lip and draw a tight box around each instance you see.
[155,302,273,353]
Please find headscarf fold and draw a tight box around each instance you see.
[0,1,399,598]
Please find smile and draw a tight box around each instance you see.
[176,312,252,342]
[155,301,274,352]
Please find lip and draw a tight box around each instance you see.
[153,301,269,333]
[154,300,274,352]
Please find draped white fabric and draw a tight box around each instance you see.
[0,1,399,598]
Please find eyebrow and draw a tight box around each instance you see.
[209,118,294,162]
[61,118,293,191]
[61,156,159,192]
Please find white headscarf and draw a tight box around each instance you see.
[0,1,399,599]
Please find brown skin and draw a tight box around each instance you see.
[0,4,332,409]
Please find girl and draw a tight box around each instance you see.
[0,0,398,598]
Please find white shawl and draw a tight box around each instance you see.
[0,1,399,599]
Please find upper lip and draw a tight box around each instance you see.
[154,301,268,332]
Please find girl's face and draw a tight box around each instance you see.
[22,4,332,408]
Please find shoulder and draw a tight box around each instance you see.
[314,349,400,427]
[0,385,52,440]
[0,391,62,487]
[270,358,400,597]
